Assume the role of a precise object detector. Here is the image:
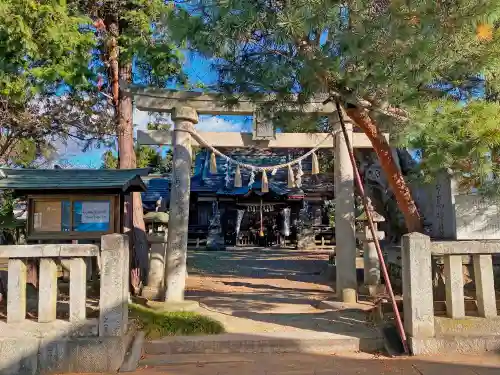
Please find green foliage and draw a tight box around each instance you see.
[101,146,173,174]
[129,303,225,339]
[0,1,115,167]
[0,0,95,102]
[71,0,186,87]
[176,0,500,193]
[406,100,500,192]
[178,1,500,106]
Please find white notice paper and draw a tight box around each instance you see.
[81,202,110,224]
[33,213,42,229]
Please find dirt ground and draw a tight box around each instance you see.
[184,247,378,335]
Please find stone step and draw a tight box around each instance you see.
[142,332,384,356]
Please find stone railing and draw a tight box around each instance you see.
[0,234,132,374]
[402,233,500,355]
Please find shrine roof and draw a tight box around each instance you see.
[192,149,334,194]
[0,168,149,193]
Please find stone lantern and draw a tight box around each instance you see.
[356,198,385,296]
[141,211,169,300]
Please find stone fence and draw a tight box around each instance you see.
[402,233,500,355]
[0,234,133,375]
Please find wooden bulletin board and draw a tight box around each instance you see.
[33,201,62,232]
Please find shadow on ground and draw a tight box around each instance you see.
[137,349,500,375]
[186,247,378,338]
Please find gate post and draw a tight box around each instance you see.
[332,114,357,303]
[165,106,198,302]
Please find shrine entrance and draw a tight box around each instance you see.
[227,200,291,247]
[127,87,388,303]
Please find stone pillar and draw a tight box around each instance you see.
[100,234,129,336]
[332,115,357,303]
[38,258,57,323]
[142,233,168,300]
[70,257,87,323]
[401,233,435,338]
[473,254,497,318]
[443,255,465,318]
[165,106,198,302]
[356,199,385,296]
[7,259,27,323]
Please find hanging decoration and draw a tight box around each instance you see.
[261,170,269,193]
[192,128,332,189]
[248,167,256,187]
[224,159,231,188]
[295,160,303,188]
[287,165,295,188]
[259,199,264,237]
[282,207,291,237]
[234,165,242,188]
[311,152,320,175]
[236,209,245,238]
[210,152,217,174]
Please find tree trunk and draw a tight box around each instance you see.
[107,20,149,290]
[116,63,149,287]
[346,107,423,233]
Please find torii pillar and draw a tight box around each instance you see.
[164,106,198,302]
[332,114,357,303]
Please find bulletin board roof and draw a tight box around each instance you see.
[0,168,149,193]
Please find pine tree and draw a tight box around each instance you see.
[176,0,500,232]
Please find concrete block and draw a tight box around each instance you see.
[38,259,57,323]
[100,234,129,336]
[401,233,435,338]
[0,244,98,258]
[120,331,145,372]
[443,255,465,318]
[69,258,87,323]
[473,254,497,318]
[7,259,27,324]
[0,337,38,375]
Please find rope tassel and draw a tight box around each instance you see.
[311,152,320,175]
[261,170,269,193]
[287,165,295,188]
[210,152,217,174]
[234,165,242,188]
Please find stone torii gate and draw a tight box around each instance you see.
[129,88,389,304]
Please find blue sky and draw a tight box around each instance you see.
[60,51,252,167]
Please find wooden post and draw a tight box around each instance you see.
[165,106,198,302]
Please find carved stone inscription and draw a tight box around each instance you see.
[252,111,275,140]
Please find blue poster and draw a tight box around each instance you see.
[73,201,111,232]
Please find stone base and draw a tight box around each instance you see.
[0,329,134,375]
[359,284,386,297]
[410,335,500,355]
[325,260,365,282]
[141,286,164,301]
[296,232,316,250]
[147,300,200,312]
[206,233,226,251]
[316,299,373,311]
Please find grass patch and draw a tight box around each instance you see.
[129,303,225,339]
